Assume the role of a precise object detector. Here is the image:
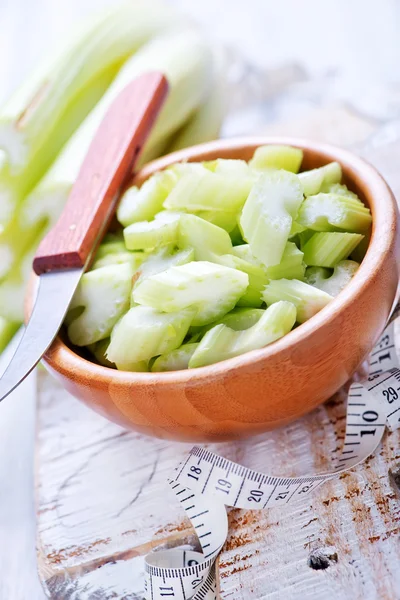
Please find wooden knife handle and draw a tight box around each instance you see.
[33,72,168,275]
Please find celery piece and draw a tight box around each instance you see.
[298,229,315,250]
[195,210,239,234]
[262,279,332,323]
[87,338,115,368]
[117,169,177,227]
[106,306,194,368]
[133,260,249,326]
[133,246,195,290]
[230,225,244,246]
[0,317,19,353]
[92,251,145,272]
[297,193,372,233]
[289,221,307,237]
[198,307,265,336]
[351,228,371,262]
[164,169,252,213]
[239,171,303,267]
[189,301,296,368]
[303,232,364,267]
[249,145,303,173]
[215,254,267,308]
[306,260,359,296]
[232,244,262,266]
[67,263,132,346]
[124,217,179,251]
[177,214,232,260]
[321,182,359,199]
[151,342,199,372]
[0,1,182,176]
[298,162,342,196]
[211,159,251,178]
[265,242,305,281]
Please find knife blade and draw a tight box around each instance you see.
[0,72,168,402]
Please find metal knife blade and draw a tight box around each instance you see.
[0,72,168,402]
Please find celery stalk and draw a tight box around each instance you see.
[133,260,249,326]
[124,217,179,251]
[177,214,233,260]
[214,253,267,308]
[0,0,182,178]
[306,260,359,296]
[189,301,296,368]
[239,171,303,267]
[262,279,332,323]
[298,162,341,196]
[265,242,305,281]
[151,342,199,372]
[297,193,372,233]
[249,145,303,173]
[303,232,364,267]
[106,306,194,368]
[67,263,133,346]
[0,317,19,353]
[24,31,214,238]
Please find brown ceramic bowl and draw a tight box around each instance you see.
[35,137,400,442]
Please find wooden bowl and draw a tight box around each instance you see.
[38,137,400,442]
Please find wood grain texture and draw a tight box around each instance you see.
[35,137,400,442]
[33,73,168,275]
[36,363,400,600]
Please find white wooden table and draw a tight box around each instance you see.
[1,1,400,598]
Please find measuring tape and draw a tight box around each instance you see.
[144,304,400,600]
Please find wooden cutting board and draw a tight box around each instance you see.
[35,107,400,599]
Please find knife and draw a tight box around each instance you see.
[0,72,168,402]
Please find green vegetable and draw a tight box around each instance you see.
[302,232,364,267]
[87,338,115,368]
[298,162,341,196]
[305,260,359,296]
[124,216,180,251]
[106,305,194,368]
[151,342,199,371]
[239,170,303,267]
[67,263,132,346]
[215,253,268,307]
[265,242,305,281]
[249,145,303,173]
[189,301,296,368]
[0,317,19,353]
[133,260,249,326]
[262,279,332,323]
[177,214,233,260]
[92,251,145,271]
[297,193,372,233]
[164,168,252,213]
[133,246,194,290]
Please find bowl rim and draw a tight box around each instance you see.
[41,136,399,383]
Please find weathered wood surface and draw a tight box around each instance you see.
[36,348,400,600]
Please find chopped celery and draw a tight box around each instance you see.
[232,244,262,266]
[262,279,332,323]
[289,221,307,237]
[303,232,364,267]
[298,229,315,249]
[215,253,268,307]
[164,169,252,213]
[298,162,341,196]
[151,342,199,372]
[205,158,251,177]
[189,301,296,368]
[351,229,371,262]
[133,246,194,289]
[230,225,244,246]
[87,338,115,368]
[0,317,19,353]
[265,242,305,281]
[133,260,249,326]
[197,307,265,336]
[67,263,132,346]
[124,216,179,250]
[321,182,359,199]
[195,210,238,234]
[239,170,303,267]
[106,305,194,368]
[117,169,177,227]
[297,193,372,233]
[306,260,359,296]
[249,145,303,173]
[92,251,145,271]
[177,214,232,260]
